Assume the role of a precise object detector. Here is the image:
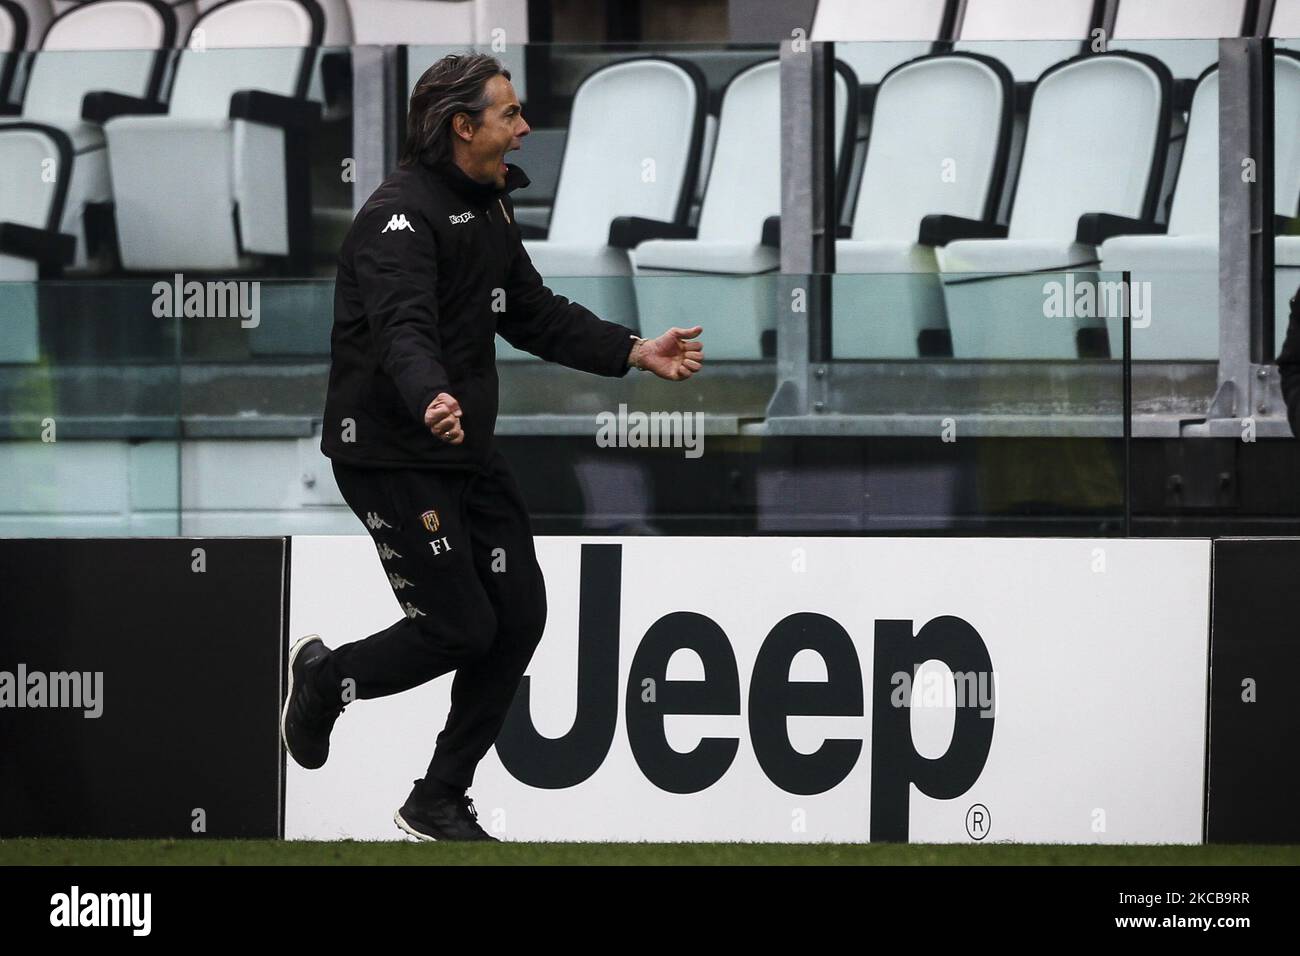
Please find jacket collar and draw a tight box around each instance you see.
[425,157,531,204]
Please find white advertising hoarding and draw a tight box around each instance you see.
[287,536,1210,843]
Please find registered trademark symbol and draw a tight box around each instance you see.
[965,803,990,840]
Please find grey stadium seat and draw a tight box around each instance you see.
[504,56,705,358]
[952,0,1099,83]
[1098,55,1300,359]
[0,0,175,280]
[628,59,856,360]
[834,53,1013,358]
[105,0,323,272]
[810,0,948,87]
[936,52,1171,358]
[1109,0,1253,83]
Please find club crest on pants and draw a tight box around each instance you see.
[421,509,440,533]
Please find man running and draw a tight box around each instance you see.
[280,52,704,841]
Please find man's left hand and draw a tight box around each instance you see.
[634,326,704,381]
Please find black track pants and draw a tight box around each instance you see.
[320,449,547,790]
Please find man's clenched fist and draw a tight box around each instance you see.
[424,392,464,444]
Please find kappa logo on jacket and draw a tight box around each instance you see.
[449,211,476,225]
[381,214,415,234]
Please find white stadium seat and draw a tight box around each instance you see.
[56,1,352,49]
[936,52,1171,358]
[105,0,323,272]
[0,0,175,280]
[505,56,705,354]
[1109,0,1252,82]
[14,0,51,47]
[952,0,1098,83]
[347,0,525,46]
[5,3,56,120]
[1272,0,1300,52]
[835,53,1013,358]
[1099,55,1300,359]
[628,60,855,360]
[0,1,26,105]
[52,0,199,36]
[810,0,947,87]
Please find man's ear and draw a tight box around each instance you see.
[451,111,475,143]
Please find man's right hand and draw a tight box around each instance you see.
[424,392,464,445]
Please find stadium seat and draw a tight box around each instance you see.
[105,0,323,273]
[71,1,348,43]
[952,0,1098,83]
[1109,0,1252,84]
[1098,55,1300,359]
[0,1,26,106]
[950,1,1101,228]
[1271,0,1300,51]
[13,0,52,46]
[627,60,854,360]
[348,0,526,46]
[936,52,1171,358]
[833,53,1012,358]
[810,0,947,87]
[184,0,351,112]
[51,0,198,34]
[0,0,175,280]
[504,56,705,356]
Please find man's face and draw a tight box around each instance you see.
[461,74,530,188]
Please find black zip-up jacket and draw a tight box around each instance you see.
[1277,283,1300,437]
[321,157,638,469]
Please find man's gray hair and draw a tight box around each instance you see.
[401,52,512,168]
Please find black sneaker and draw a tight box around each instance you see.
[281,635,346,770]
[393,780,499,842]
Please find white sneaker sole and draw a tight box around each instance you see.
[393,809,438,842]
[281,634,323,768]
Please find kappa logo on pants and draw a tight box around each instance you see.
[381,214,415,234]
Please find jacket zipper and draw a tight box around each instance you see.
[485,199,511,225]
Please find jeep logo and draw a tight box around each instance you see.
[496,543,996,841]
